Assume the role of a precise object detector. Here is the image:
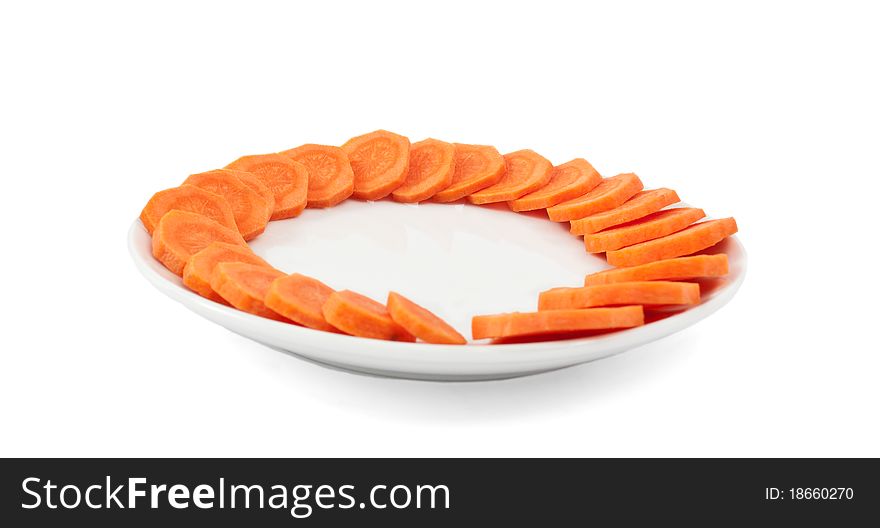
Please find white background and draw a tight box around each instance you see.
[1,1,878,457]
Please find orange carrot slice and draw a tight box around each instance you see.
[281,144,355,208]
[391,138,456,203]
[322,290,415,341]
[546,173,644,222]
[433,144,505,202]
[210,262,288,321]
[471,306,644,340]
[468,149,553,204]
[508,158,602,212]
[264,273,340,332]
[386,292,466,345]
[583,207,706,253]
[183,169,272,240]
[341,130,411,201]
[584,254,729,286]
[225,154,308,220]
[607,218,738,267]
[231,169,275,222]
[151,210,247,276]
[182,242,271,303]
[570,188,680,235]
[538,281,700,310]
[140,184,237,235]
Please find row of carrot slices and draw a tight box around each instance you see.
[142,130,739,344]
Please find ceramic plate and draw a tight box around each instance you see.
[129,200,745,380]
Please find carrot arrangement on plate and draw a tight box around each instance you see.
[140,130,739,344]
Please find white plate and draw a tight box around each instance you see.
[128,200,746,381]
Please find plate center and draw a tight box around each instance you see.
[248,200,610,336]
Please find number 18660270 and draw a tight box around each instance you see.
[765,487,854,500]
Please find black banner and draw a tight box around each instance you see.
[1,459,875,525]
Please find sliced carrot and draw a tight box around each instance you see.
[183,169,272,240]
[386,292,466,345]
[210,262,288,321]
[341,130,411,201]
[391,138,456,203]
[607,218,738,267]
[583,207,706,253]
[230,169,275,222]
[538,281,700,310]
[570,188,680,235]
[151,210,247,276]
[280,144,355,208]
[585,254,729,286]
[508,158,602,212]
[322,290,415,341]
[471,306,644,340]
[225,154,308,220]
[468,149,553,204]
[433,144,505,202]
[264,273,340,332]
[182,242,271,303]
[140,184,236,235]
[546,173,644,222]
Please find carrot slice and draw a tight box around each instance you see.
[538,281,700,310]
[231,169,275,222]
[433,144,505,202]
[570,188,680,235]
[183,169,272,240]
[151,210,247,276]
[607,218,738,267]
[280,144,355,208]
[584,254,729,286]
[583,207,706,253]
[386,292,467,345]
[391,139,456,203]
[341,130,411,201]
[225,154,308,220]
[140,184,236,235]
[468,149,553,204]
[182,242,271,303]
[546,173,644,222]
[264,273,340,332]
[508,158,601,212]
[322,290,415,341]
[210,262,288,321]
[471,306,644,340]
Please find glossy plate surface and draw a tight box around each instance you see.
[129,200,745,380]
